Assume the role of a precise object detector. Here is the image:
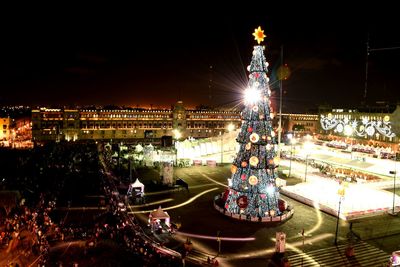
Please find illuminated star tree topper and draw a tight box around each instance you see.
[252,26,266,44]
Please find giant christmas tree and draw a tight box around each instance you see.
[221,27,286,220]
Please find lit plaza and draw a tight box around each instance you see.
[1,9,400,267]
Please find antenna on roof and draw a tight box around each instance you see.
[364,33,400,106]
[363,33,370,106]
[208,65,213,104]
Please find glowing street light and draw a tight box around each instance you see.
[227,123,235,133]
[173,129,181,140]
[288,137,297,178]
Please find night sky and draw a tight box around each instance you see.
[1,4,400,112]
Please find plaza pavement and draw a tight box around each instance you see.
[129,165,400,266]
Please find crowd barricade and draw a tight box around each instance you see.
[206,160,217,167]
[193,160,202,166]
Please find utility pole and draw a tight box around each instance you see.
[209,65,213,105]
[304,154,308,182]
[363,35,369,105]
[220,132,223,165]
[217,230,221,255]
[129,158,132,182]
[389,161,397,215]
[363,33,400,105]
[277,45,283,158]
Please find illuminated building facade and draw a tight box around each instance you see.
[317,104,400,150]
[32,101,241,144]
[280,113,319,136]
[31,101,321,145]
[0,117,11,141]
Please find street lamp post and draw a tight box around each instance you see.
[304,154,309,182]
[334,185,346,245]
[220,131,223,165]
[288,134,297,177]
[288,138,296,178]
[334,196,343,245]
[217,230,221,255]
[173,129,181,166]
[392,169,396,215]
[389,163,397,215]
[303,141,313,183]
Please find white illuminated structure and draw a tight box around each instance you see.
[175,130,239,163]
[320,113,396,138]
[282,176,400,220]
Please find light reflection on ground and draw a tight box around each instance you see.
[128,188,219,214]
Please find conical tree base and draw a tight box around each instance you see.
[214,194,293,223]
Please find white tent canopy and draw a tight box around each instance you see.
[149,206,170,226]
[127,178,145,197]
[135,144,144,153]
[131,178,144,193]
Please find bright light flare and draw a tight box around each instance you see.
[266,185,274,195]
[244,87,261,104]
[173,129,181,139]
[128,187,218,214]
[227,123,235,132]
[344,124,353,136]
[176,231,255,242]
[303,141,314,152]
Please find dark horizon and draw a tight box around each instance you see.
[1,5,400,113]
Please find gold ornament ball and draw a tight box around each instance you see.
[245,142,252,150]
[249,156,259,166]
[231,165,238,174]
[250,133,260,143]
[248,175,258,185]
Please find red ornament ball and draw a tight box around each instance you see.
[248,127,253,133]
[241,174,247,180]
[237,196,248,209]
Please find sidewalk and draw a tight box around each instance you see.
[287,241,390,266]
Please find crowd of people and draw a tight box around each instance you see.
[0,141,183,266]
[100,145,183,266]
[0,193,55,266]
